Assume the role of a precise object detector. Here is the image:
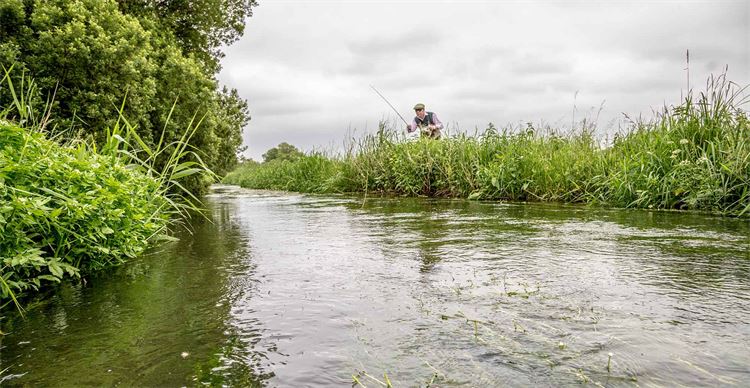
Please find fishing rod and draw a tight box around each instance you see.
[370,85,410,127]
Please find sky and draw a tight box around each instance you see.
[218,0,750,161]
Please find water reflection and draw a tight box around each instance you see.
[0,199,270,387]
[2,187,749,387]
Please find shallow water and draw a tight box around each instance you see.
[2,185,749,387]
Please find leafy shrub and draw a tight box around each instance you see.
[0,123,170,307]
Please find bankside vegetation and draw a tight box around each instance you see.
[0,0,255,310]
[224,74,750,216]
[0,0,255,193]
[0,69,210,311]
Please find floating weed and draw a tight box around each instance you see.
[351,370,394,388]
[424,372,439,387]
[573,368,591,385]
[503,281,541,299]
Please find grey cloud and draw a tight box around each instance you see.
[451,86,513,102]
[251,100,318,117]
[582,2,747,73]
[244,89,319,117]
[343,29,445,77]
[347,28,443,57]
[219,1,749,161]
[583,71,679,95]
[509,54,574,76]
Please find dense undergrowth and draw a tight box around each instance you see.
[0,71,210,311]
[224,74,749,216]
[0,123,168,308]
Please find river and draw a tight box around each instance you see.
[1,185,749,386]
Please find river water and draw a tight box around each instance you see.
[1,185,749,387]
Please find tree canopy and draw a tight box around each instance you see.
[262,142,303,163]
[0,0,256,193]
[115,0,257,72]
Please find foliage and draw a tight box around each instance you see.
[0,122,168,308]
[0,69,213,311]
[24,0,156,137]
[228,153,339,192]
[224,75,750,216]
[209,86,250,176]
[115,0,258,72]
[262,142,304,163]
[0,0,252,193]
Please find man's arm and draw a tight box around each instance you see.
[407,117,419,132]
[431,113,443,130]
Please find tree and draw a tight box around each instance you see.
[211,86,250,175]
[262,142,303,163]
[0,0,254,193]
[115,0,258,72]
[23,0,156,138]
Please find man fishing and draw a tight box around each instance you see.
[369,86,443,139]
[406,103,443,139]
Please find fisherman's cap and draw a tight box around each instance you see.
[413,103,425,110]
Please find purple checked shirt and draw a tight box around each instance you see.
[408,112,443,133]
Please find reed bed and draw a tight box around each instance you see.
[224,74,749,216]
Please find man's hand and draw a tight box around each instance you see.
[428,125,436,130]
[406,124,412,132]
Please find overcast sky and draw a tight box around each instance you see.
[218,0,749,161]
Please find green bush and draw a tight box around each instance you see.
[0,122,170,307]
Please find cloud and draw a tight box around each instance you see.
[219,0,750,160]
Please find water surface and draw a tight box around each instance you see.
[2,185,749,386]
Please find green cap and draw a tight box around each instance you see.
[413,103,425,110]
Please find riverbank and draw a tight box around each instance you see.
[0,113,213,311]
[224,75,749,216]
[0,123,171,309]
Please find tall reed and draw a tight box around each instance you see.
[224,74,749,216]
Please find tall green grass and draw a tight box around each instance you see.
[0,66,212,311]
[224,74,749,216]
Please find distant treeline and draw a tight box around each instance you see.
[0,0,257,193]
[224,75,749,217]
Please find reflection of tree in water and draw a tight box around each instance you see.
[348,197,542,273]
[179,201,271,386]
[413,205,449,273]
[350,196,750,294]
[0,199,271,387]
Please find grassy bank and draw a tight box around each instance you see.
[0,122,170,309]
[0,71,209,311]
[224,75,749,216]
